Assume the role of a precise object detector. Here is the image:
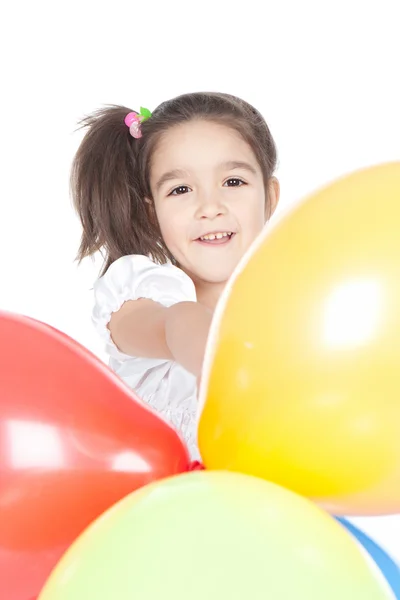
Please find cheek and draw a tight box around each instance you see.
[240,200,266,235]
[156,207,184,248]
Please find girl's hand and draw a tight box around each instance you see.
[165,302,213,377]
[109,299,212,377]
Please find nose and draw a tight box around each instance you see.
[194,189,227,220]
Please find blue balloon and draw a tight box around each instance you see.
[337,518,400,598]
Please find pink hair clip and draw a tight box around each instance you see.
[124,107,152,139]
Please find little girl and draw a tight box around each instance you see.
[72,91,280,457]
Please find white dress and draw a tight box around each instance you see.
[92,254,200,458]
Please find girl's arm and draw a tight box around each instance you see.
[109,299,213,377]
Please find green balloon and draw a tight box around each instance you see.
[39,472,392,600]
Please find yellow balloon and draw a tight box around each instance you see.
[198,162,400,516]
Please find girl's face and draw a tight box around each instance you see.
[149,120,279,296]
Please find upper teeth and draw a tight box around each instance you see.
[200,232,232,241]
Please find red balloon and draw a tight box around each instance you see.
[0,311,190,600]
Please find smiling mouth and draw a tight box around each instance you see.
[196,232,235,245]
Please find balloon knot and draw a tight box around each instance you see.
[189,460,205,471]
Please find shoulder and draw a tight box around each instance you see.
[92,255,196,353]
[94,254,197,307]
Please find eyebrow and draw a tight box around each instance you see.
[155,169,188,192]
[154,160,258,192]
[220,160,258,175]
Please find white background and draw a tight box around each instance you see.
[1,0,399,564]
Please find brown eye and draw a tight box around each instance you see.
[224,178,245,187]
[170,185,191,196]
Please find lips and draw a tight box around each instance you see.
[195,232,236,246]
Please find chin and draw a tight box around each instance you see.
[198,270,234,285]
[183,260,238,287]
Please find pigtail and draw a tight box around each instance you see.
[71,104,164,276]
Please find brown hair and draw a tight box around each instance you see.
[71,92,278,276]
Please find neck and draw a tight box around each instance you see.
[195,281,226,311]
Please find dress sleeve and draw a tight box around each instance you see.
[91,254,197,360]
